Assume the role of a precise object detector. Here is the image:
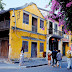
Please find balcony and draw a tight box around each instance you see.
[48,28,64,38]
[0,20,10,30]
[32,25,37,33]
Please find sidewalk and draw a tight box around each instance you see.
[0,56,72,69]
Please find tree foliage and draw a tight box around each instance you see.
[57,0,72,32]
[46,0,72,34]
[0,0,6,10]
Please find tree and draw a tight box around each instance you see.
[46,0,72,34]
[0,0,6,10]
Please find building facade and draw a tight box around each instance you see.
[9,3,47,59]
[62,31,72,56]
[0,3,72,59]
[0,10,10,58]
[39,8,72,56]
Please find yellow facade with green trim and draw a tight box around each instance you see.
[8,3,72,59]
[62,31,72,56]
[9,3,47,59]
[65,31,72,56]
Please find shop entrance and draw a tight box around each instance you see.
[63,43,65,56]
[49,37,58,51]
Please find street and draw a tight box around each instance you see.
[0,65,72,72]
[0,62,72,72]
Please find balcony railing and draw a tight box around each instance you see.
[32,25,37,32]
[0,20,10,30]
[48,28,63,36]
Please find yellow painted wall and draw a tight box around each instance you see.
[64,31,72,56]
[10,4,46,34]
[9,29,46,59]
[9,4,47,59]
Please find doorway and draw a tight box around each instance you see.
[31,42,37,57]
[63,43,65,56]
[49,37,58,51]
[0,40,9,58]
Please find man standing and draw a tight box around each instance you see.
[52,48,58,67]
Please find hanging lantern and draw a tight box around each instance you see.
[51,38,54,41]
[58,39,60,41]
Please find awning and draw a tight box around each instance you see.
[62,38,69,42]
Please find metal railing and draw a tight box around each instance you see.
[0,20,10,29]
[32,25,37,32]
[48,28,63,36]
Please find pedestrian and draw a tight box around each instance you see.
[56,50,62,68]
[48,52,51,66]
[52,48,58,67]
[49,50,52,65]
[19,47,24,66]
[66,50,71,69]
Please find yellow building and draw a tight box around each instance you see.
[62,31,72,56]
[8,2,47,59]
[0,2,72,59]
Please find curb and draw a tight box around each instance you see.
[0,66,26,69]
[26,64,48,68]
[0,64,48,69]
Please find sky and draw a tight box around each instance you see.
[2,0,51,10]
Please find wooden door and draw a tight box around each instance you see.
[31,42,37,58]
[0,40,9,58]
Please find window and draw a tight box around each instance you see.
[32,17,37,32]
[40,20,44,28]
[49,21,53,34]
[62,26,65,34]
[22,41,28,52]
[49,21,53,29]
[40,43,44,52]
[23,13,29,24]
[55,23,57,32]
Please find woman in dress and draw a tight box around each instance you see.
[19,47,24,66]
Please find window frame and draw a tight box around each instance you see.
[40,43,44,52]
[22,41,28,52]
[62,26,66,34]
[23,13,29,24]
[40,20,44,28]
[54,23,57,32]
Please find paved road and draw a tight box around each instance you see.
[0,63,72,72]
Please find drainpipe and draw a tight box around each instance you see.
[12,9,20,38]
[13,9,16,30]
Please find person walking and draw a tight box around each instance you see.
[19,47,24,66]
[49,50,52,65]
[48,52,51,66]
[52,48,58,67]
[56,50,62,68]
[66,50,71,69]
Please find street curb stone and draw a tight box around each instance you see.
[0,66,26,69]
